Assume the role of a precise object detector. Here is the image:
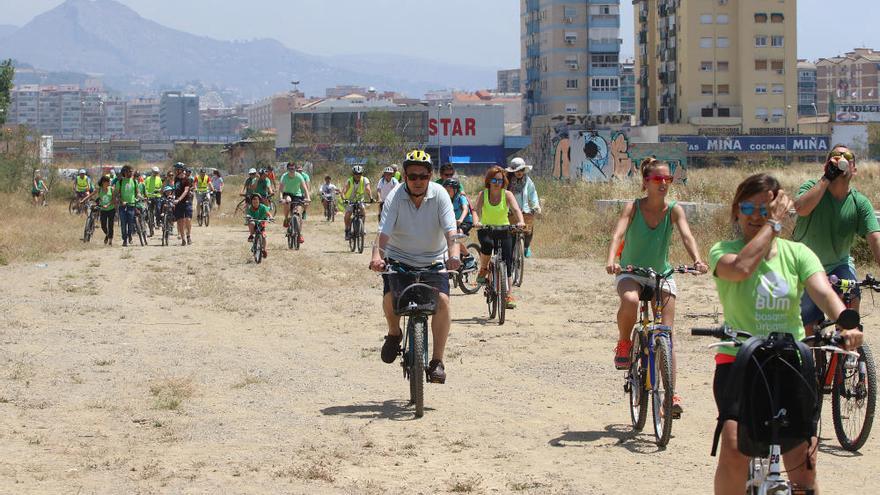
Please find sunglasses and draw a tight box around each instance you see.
[489,178,504,185]
[407,173,431,181]
[738,201,769,217]
[442,173,455,178]
[830,150,855,160]
[647,175,674,184]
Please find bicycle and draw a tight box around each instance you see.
[323,192,337,222]
[159,199,175,246]
[812,274,878,451]
[382,261,446,418]
[197,191,212,227]
[145,197,160,237]
[235,193,275,216]
[512,227,526,287]
[447,233,482,295]
[81,201,99,242]
[346,200,367,254]
[622,265,700,447]
[478,225,518,325]
[284,197,308,250]
[69,193,89,215]
[247,216,273,264]
[692,310,860,495]
[134,204,148,246]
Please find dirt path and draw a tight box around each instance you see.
[0,209,877,494]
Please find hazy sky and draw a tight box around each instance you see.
[1,0,877,67]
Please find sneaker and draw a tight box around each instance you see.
[298,235,305,244]
[381,333,402,363]
[283,218,290,228]
[181,239,186,246]
[261,249,268,258]
[477,268,488,284]
[103,236,108,245]
[463,256,477,270]
[344,231,351,241]
[672,395,683,418]
[186,235,192,245]
[122,241,128,247]
[427,359,446,384]
[524,247,532,258]
[248,234,254,241]
[614,340,633,370]
[506,295,517,309]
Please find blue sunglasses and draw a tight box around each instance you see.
[738,201,768,217]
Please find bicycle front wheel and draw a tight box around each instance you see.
[652,335,674,447]
[356,220,365,253]
[496,259,507,325]
[832,343,876,451]
[253,236,263,264]
[628,330,648,431]
[68,197,79,215]
[408,317,426,418]
[137,216,147,246]
[486,263,497,319]
[204,203,210,227]
[292,215,301,250]
[349,218,359,252]
[513,235,524,287]
[458,243,483,295]
[83,214,93,242]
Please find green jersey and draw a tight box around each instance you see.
[793,180,880,270]
[115,177,138,205]
[247,204,271,221]
[254,178,271,197]
[619,199,676,274]
[280,171,306,195]
[97,187,115,211]
[709,238,824,357]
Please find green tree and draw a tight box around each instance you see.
[0,59,14,126]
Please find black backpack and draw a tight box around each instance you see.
[711,332,819,458]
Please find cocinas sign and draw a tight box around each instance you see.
[659,136,830,153]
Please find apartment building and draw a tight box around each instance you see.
[797,60,817,116]
[815,48,880,116]
[125,98,161,139]
[9,84,126,138]
[521,0,623,134]
[159,91,200,137]
[620,59,636,115]
[497,69,522,93]
[634,0,798,135]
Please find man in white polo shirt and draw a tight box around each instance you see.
[369,150,461,384]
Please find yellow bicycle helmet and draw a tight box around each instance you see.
[403,149,432,169]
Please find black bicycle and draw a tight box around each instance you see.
[247,216,273,264]
[382,262,445,418]
[159,198,175,246]
[285,197,308,250]
[323,192,337,222]
[134,204,148,246]
[346,200,366,253]
[479,226,517,325]
[197,191,212,227]
[81,201,99,242]
[512,228,526,287]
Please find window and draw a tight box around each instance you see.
[591,53,618,68]
[771,108,785,119]
[755,85,768,94]
[771,60,784,72]
[772,84,784,94]
[565,103,578,114]
[717,37,730,48]
[755,36,768,47]
[564,6,577,20]
[702,84,714,95]
[718,107,731,117]
[700,37,713,48]
[566,56,579,70]
[591,77,619,92]
[700,14,713,24]
[755,107,769,119]
[566,79,579,89]
[717,61,730,72]
[771,13,784,23]
[700,61,714,72]
[702,108,714,117]
[564,32,577,44]
[718,84,730,95]
[755,59,768,70]
[716,14,729,24]
[771,36,784,47]
[755,13,768,23]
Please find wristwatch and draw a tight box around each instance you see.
[767,220,783,235]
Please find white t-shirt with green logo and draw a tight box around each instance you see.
[709,238,824,357]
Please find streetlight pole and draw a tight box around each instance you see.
[785,104,791,163]
[436,104,442,165]
[290,80,300,162]
[447,101,453,168]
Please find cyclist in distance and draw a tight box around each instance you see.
[435,163,457,184]
[296,163,311,220]
[375,166,399,219]
[211,169,224,207]
[254,169,274,206]
[144,166,164,221]
[506,157,541,258]
[172,162,194,245]
[471,165,526,309]
[279,162,311,244]
[32,170,48,206]
[370,149,460,383]
[793,144,880,335]
[80,175,115,245]
[606,158,707,413]
[443,177,476,269]
[390,163,402,182]
[242,168,258,197]
[73,169,93,202]
[246,193,272,259]
[320,175,339,215]
[709,173,863,495]
[194,168,215,215]
[342,164,373,241]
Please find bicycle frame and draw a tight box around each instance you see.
[631,268,674,395]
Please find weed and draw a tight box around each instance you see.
[149,377,195,411]
[93,359,115,367]
[26,435,43,446]
[449,474,483,493]
[273,459,335,483]
[231,369,268,389]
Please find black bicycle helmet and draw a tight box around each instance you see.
[442,178,461,190]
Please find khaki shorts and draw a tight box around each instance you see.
[615,273,678,298]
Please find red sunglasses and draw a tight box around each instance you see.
[647,175,674,184]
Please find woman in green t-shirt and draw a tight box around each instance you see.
[606,158,707,413]
[709,173,863,494]
[246,194,273,259]
[32,171,49,206]
[81,176,116,245]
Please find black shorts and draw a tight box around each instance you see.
[713,363,736,420]
[174,201,193,220]
[459,221,473,236]
[282,193,305,203]
[382,267,450,297]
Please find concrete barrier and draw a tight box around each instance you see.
[595,199,724,219]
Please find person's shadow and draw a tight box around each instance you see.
[548,424,666,453]
[320,400,429,421]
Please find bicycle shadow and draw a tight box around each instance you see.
[320,400,429,422]
[452,316,493,326]
[817,439,863,458]
[548,424,666,453]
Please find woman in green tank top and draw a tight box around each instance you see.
[80,175,117,245]
[605,158,708,412]
[472,165,526,309]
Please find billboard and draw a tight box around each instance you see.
[835,105,880,123]
[659,135,831,153]
[427,105,504,147]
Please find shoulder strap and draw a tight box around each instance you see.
[709,337,764,456]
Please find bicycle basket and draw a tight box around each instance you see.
[733,333,819,457]
[390,279,439,316]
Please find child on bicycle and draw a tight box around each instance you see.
[246,194,272,258]
[443,177,476,270]
[606,158,708,413]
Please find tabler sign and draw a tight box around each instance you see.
[835,105,880,123]
[660,135,831,153]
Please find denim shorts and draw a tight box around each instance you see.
[615,273,678,297]
[800,264,860,325]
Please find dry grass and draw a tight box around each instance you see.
[149,377,195,411]
[448,474,483,493]
[0,192,96,265]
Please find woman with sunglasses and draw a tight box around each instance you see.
[708,173,863,494]
[607,158,707,413]
[793,144,880,337]
[472,165,526,309]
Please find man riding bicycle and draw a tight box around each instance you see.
[320,176,339,212]
[242,168,259,197]
[506,157,541,258]
[343,165,373,241]
[370,149,460,384]
[793,144,880,335]
[194,168,215,213]
[279,162,311,244]
[73,169,93,201]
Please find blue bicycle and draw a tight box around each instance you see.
[623,265,699,446]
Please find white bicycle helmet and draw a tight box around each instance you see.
[352,165,365,175]
[383,166,394,174]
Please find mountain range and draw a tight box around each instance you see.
[0,0,497,101]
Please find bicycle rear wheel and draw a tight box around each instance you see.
[458,243,483,295]
[253,236,263,264]
[137,215,147,246]
[83,214,93,242]
[497,260,507,325]
[513,235,524,287]
[293,215,301,250]
[408,317,426,418]
[162,216,171,246]
[652,335,674,447]
[628,330,648,431]
[832,343,876,451]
